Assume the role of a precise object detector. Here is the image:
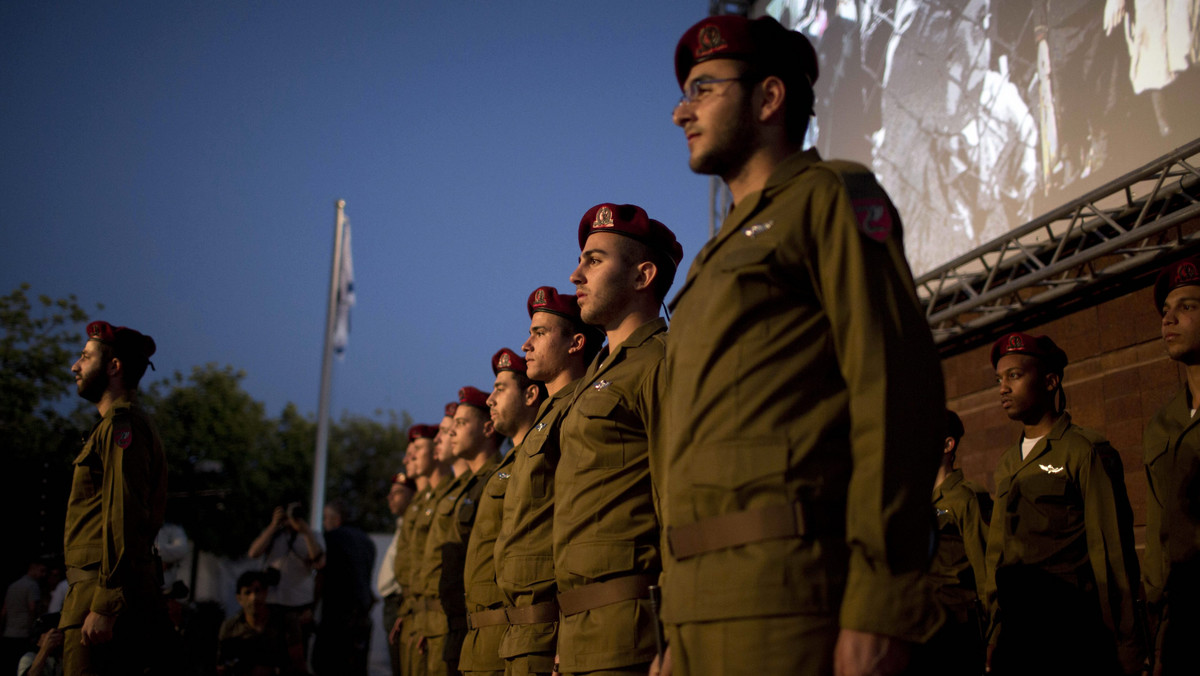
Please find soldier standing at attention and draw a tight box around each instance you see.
[62,321,167,675]
[659,15,945,676]
[379,469,417,676]
[391,423,443,676]
[985,332,1143,675]
[555,203,682,676]
[913,410,991,676]
[459,349,546,676]
[494,288,603,676]
[1143,256,1200,674]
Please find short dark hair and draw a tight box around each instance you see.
[945,410,964,445]
[236,570,273,593]
[96,342,150,390]
[616,236,678,304]
[511,370,549,406]
[741,64,812,146]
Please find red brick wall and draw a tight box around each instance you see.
[943,285,1184,547]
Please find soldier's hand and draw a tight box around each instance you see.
[270,506,287,528]
[417,635,427,655]
[649,645,673,676]
[833,628,909,676]
[80,611,116,646]
[388,616,404,645]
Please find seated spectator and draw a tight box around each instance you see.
[217,571,307,676]
[17,614,61,676]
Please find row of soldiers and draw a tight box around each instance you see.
[45,11,1200,676]
[373,13,1200,676]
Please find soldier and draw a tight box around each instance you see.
[661,15,945,676]
[414,389,502,676]
[1144,256,1200,674]
[555,203,681,676]
[390,423,442,676]
[913,410,992,676]
[459,349,546,675]
[62,321,167,675]
[493,288,602,676]
[380,470,418,676]
[984,332,1143,675]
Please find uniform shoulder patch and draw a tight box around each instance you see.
[841,170,893,243]
[114,421,133,449]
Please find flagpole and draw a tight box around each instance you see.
[310,199,346,532]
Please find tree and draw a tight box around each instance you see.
[0,284,98,580]
[327,410,412,533]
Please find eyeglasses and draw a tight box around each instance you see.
[676,77,753,108]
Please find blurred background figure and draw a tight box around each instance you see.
[217,570,307,676]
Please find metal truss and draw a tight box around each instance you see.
[915,138,1200,355]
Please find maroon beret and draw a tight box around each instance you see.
[458,386,489,411]
[528,286,584,321]
[990,332,1067,374]
[1154,256,1200,312]
[675,14,818,90]
[492,348,527,375]
[443,402,458,418]
[577,203,683,271]
[86,320,156,366]
[407,424,439,442]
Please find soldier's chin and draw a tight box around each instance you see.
[77,381,104,403]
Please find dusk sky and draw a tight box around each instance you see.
[1,2,720,424]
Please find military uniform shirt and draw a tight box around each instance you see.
[459,451,512,672]
[929,469,992,621]
[983,413,1143,670]
[414,471,471,639]
[61,395,167,625]
[658,149,945,640]
[495,380,578,662]
[554,318,665,672]
[1143,388,1200,602]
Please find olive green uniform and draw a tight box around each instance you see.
[396,485,433,676]
[917,469,991,675]
[983,413,1143,675]
[555,319,665,675]
[657,149,945,675]
[495,382,578,676]
[60,396,168,675]
[459,451,515,675]
[413,471,472,676]
[1142,387,1200,672]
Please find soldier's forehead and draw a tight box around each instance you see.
[1166,286,1200,302]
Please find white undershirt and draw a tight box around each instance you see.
[1021,435,1044,460]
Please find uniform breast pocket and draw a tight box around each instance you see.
[71,447,103,500]
[686,438,789,514]
[573,391,625,470]
[1020,472,1075,533]
[718,243,779,310]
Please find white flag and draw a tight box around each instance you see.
[333,219,355,357]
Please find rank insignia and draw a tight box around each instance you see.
[1175,262,1200,286]
[743,221,773,238]
[497,352,511,369]
[935,508,949,517]
[593,379,611,390]
[1006,334,1025,351]
[1039,464,1064,474]
[533,288,548,307]
[535,422,546,431]
[593,206,614,229]
[498,472,510,480]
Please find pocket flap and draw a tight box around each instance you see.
[574,390,619,418]
[686,438,788,488]
[563,541,635,579]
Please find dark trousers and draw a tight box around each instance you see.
[382,594,403,676]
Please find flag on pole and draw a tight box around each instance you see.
[332,218,355,357]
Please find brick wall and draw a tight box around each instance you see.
[944,284,1184,547]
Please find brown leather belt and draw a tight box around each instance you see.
[557,574,657,616]
[468,601,560,629]
[66,568,99,585]
[666,501,839,561]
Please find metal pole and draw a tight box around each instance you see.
[310,199,345,532]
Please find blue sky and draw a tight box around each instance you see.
[1,1,718,424]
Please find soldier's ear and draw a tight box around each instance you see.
[633,260,658,294]
[567,331,586,355]
[483,418,496,439]
[523,384,540,407]
[757,75,786,125]
[1044,371,1061,394]
[107,356,123,378]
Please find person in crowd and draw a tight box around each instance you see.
[217,570,306,676]
[3,559,47,672]
[379,471,417,676]
[246,503,325,658]
[313,500,376,676]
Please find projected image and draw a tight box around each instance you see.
[758,0,1200,274]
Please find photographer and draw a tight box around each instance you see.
[247,504,325,658]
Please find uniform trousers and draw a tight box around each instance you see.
[665,614,837,676]
[383,594,403,676]
[503,652,555,676]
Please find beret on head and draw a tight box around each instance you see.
[458,386,489,411]
[443,402,458,418]
[1154,256,1200,312]
[990,332,1068,374]
[577,203,683,271]
[528,286,584,321]
[674,14,819,90]
[492,347,527,375]
[86,321,156,366]
[407,424,439,442]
